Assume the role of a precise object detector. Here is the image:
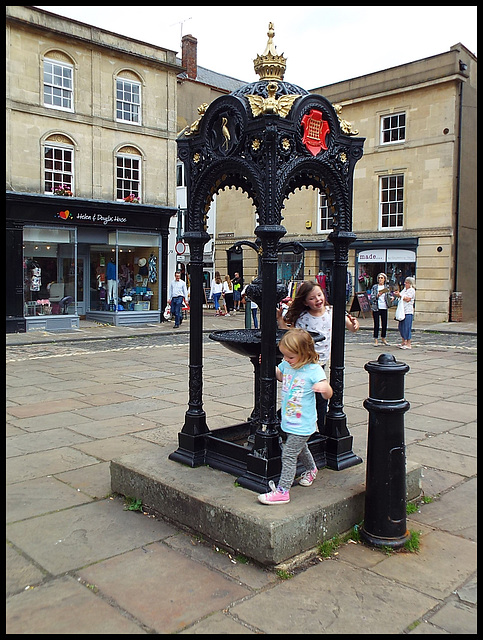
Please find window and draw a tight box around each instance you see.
[44,144,74,195]
[176,162,185,187]
[23,226,76,315]
[116,154,141,201]
[43,58,73,111]
[318,192,333,232]
[116,78,141,124]
[380,175,404,229]
[380,112,406,144]
[277,251,304,284]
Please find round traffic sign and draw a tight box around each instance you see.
[175,241,186,255]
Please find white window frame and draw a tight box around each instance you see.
[43,58,74,112]
[176,162,185,187]
[44,143,74,195]
[116,78,141,125]
[380,112,406,144]
[379,174,404,230]
[116,154,141,202]
[317,192,333,233]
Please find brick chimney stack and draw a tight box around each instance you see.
[181,34,197,80]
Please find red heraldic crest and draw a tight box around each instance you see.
[301,109,330,156]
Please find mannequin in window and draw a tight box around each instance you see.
[138,257,148,277]
[28,260,42,300]
[106,257,117,304]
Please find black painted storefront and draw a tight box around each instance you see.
[6,191,176,333]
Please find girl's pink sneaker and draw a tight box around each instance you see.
[258,481,290,505]
[298,467,318,487]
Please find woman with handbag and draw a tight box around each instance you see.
[394,277,416,349]
[369,273,394,346]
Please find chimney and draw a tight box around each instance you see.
[181,34,197,80]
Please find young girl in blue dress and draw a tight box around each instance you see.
[258,329,333,505]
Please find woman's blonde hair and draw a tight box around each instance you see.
[278,328,319,368]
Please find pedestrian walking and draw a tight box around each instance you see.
[258,328,333,505]
[210,273,224,315]
[232,271,243,311]
[369,273,395,346]
[168,271,188,328]
[222,275,234,316]
[394,276,416,349]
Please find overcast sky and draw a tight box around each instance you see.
[36,6,477,88]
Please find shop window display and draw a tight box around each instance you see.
[89,234,159,313]
[357,261,415,295]
[23,227,76,316]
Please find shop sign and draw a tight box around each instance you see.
[387,249,416,262]
[54,209,128,226]
[358,249,386,263]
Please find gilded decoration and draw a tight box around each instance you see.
[246,81,301,118]
[333,103,359,135]
[253,22,286,81]
[182,103,209,136]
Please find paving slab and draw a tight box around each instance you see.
[426,599,477,634]
[406,444,477,477]
[6,497,177,574]
[179,611,257,634]
[6,575,147,634]
[6,543,47,596]
[7,397,91,419]
[77,542,251,634]
[370,529,477,600]
[230,559,439,634]
[409,477,477,540]
[54,460,112,499]
[6,426,92,457]
[6,475,93,522]
[6,446,100,483]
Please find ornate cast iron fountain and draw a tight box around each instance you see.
[169,23,365,491]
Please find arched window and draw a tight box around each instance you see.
[115,70,142,125]
[43,51,74,112]
[116,146,142,202]
[43,134,75,195]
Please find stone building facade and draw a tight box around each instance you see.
[6,6,180,331]
[211,42,477,322]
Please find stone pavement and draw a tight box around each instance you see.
[6,310,477,633]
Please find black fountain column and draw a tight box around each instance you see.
[323,230,362,470]
[169,230,211,467]
[236,222,287,492]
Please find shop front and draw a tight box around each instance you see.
[354,238,418,294]
[6,192,176,333]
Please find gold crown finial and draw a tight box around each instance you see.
[253,22,286,81]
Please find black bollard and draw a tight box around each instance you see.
[360,353,411,549]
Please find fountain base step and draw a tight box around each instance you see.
[110,444,422,566]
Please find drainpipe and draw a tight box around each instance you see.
[453,78,463,293]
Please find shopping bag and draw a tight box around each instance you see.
[163,304,172,320]
[395,297,405,321]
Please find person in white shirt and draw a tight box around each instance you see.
[222,275,234,315]
[394,277,416,349]
[369,273,395,347]
[168,271,188,328]
[209,274,224,316]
